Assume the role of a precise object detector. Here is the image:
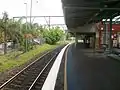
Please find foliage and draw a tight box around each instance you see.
[0,12,42,52]
[43,27,65,44]
[0,44,62,72]
[0,12,66,54]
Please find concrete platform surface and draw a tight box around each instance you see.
[66,44,120,90]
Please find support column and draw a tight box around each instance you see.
[93,34,96,52]
[94,34,96,49]
[75,33,78,47]
[98,29,102,49]
[103,21,106,45]
[109,16,113,53]
[106,22,108,45]
[75,33,78,43]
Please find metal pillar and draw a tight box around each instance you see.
[49,16,50,30]
[93,34,96,53]
[75,33,78,47]
[93,34,96,49]
[103,21,106,45]
[24,3,28,30]
[75,33,77,43]
[30,0,33,29]
[109,17,113,53]
[106,22,108,45]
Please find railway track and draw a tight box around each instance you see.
[0,46,63,90]
[28,54,57,90]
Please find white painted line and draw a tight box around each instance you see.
[42,44,70,90]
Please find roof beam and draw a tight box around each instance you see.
[64,6,120,10]
[103,0,120,2]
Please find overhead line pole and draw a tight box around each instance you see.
[24,3,28,31]
[30,0,33,29]
[49,16,50,30]
[12,16,66,29]
[24,2,28,52]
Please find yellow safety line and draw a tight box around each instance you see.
[64,45,70,90]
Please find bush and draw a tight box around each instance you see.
[43,27,64,45]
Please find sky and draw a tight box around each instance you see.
[0,0,66,29]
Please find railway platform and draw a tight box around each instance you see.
[65,43,120,90]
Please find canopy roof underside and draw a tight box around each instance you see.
[62,0,120,29]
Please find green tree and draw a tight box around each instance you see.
[43,27,64,44]
[0,12,23,54]
[1,12,8,54]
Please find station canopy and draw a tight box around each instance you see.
[62,0,120,29]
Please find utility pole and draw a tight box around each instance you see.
[3,12,8,54]
[24,3,28,52]
[30,0,33,29]
[30,0,34,49]
[4,20,7,54]
[24,3,28,30]
[49,16,50,30]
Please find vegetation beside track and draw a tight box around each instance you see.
[0,43,64,72]
[0,12,70,73]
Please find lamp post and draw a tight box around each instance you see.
[24,3,28,30]
[30,0,39,29]
[30,0,33,29]
[24,2,28,52]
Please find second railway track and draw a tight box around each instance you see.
[0,46,64,90]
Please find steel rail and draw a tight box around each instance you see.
[0,48,57,89]
[28,53,57,90]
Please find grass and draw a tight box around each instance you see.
[0,44,63,72]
